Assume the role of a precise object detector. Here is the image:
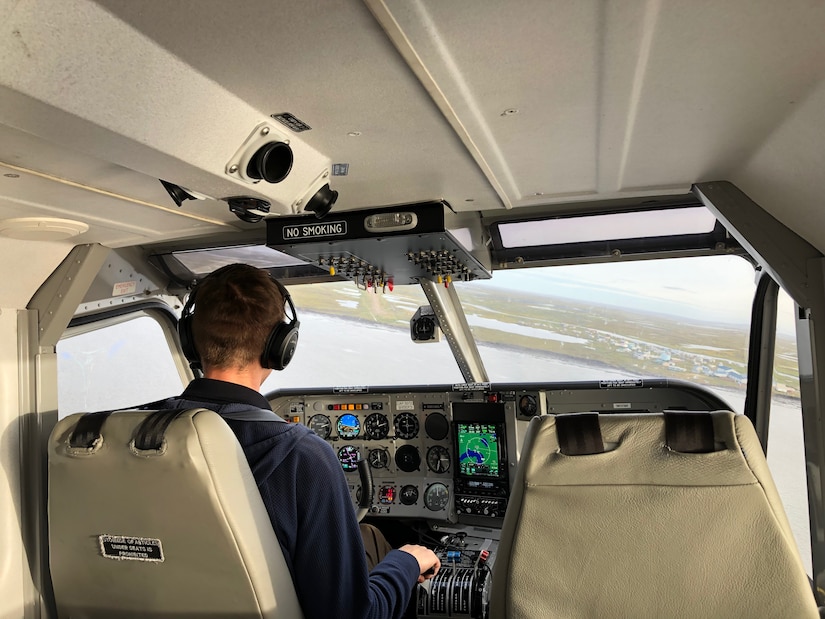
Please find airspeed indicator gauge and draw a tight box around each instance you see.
[307,414,331,439]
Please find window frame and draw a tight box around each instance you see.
[58,302,190,415]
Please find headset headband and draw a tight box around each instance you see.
[178,266,299,372]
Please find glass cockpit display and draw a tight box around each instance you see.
[452,401,510,520]
[337,413,361,439]
[456,423,501,478]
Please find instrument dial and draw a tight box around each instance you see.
[425,412,449,440]
[400,485,419,506]
[307,414,331,439]
[368,448,390,469]
[426,445,451,474]
[519,394,538,416]
[394,412,419,439]
[424,482,450,511]
[337,413,360,439]
[395,444,421,472]
[337,445,360,471]
[364,413,390,440]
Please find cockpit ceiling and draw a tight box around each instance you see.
[1,1,824,252]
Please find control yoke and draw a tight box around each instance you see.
[355,459,373,522]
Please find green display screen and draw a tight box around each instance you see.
[456,423,501,478]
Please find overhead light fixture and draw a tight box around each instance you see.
[364,212,417,233]
[0,217,89,241]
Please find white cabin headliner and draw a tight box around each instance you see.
[1,0,825,305]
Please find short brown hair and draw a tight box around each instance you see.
[191,264,285,369]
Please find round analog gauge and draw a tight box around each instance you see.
[395,444,421,472]
[519,394,538,416]
[368,448,390,469]
[394,412,419,439]
[307,414,331,439]
[426,445,451,474]
[364,413,390,440]
[424,482,450,511]
[337,445,360,472]
[337,413,360,439]
[399,484,419,506]
[379,486,396,505]
[425,412,449,440]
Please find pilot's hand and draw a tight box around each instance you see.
[399,544,441,583]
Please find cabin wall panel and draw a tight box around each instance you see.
[0,309,34,618]
[0,238,71,324]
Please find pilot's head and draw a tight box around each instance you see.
[190,263,287,371]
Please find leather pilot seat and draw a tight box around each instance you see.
[48,408,304,619]
[491,411,818,618]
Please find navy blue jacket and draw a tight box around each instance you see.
[148,378,419,619]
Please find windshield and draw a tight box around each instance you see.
[265,254,799,413]
[263,282,464,391]
[456,255,771,404]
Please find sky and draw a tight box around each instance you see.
[460,255,798,336]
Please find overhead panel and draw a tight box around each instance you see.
[266,202,491,287]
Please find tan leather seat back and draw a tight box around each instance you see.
[48,408,304,619]
[491,411,817,619]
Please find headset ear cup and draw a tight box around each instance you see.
[262,321,299,371]
[177,311,201,370]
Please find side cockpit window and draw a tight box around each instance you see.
[57,312,185,418]
[767,289,810,575]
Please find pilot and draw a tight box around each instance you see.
[146,263,440,619]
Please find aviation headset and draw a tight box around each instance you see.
[178,266,300,372]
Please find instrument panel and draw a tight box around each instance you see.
[272,391,458,520]
[267,380,732,524]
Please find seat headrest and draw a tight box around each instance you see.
[49,408,304,619]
